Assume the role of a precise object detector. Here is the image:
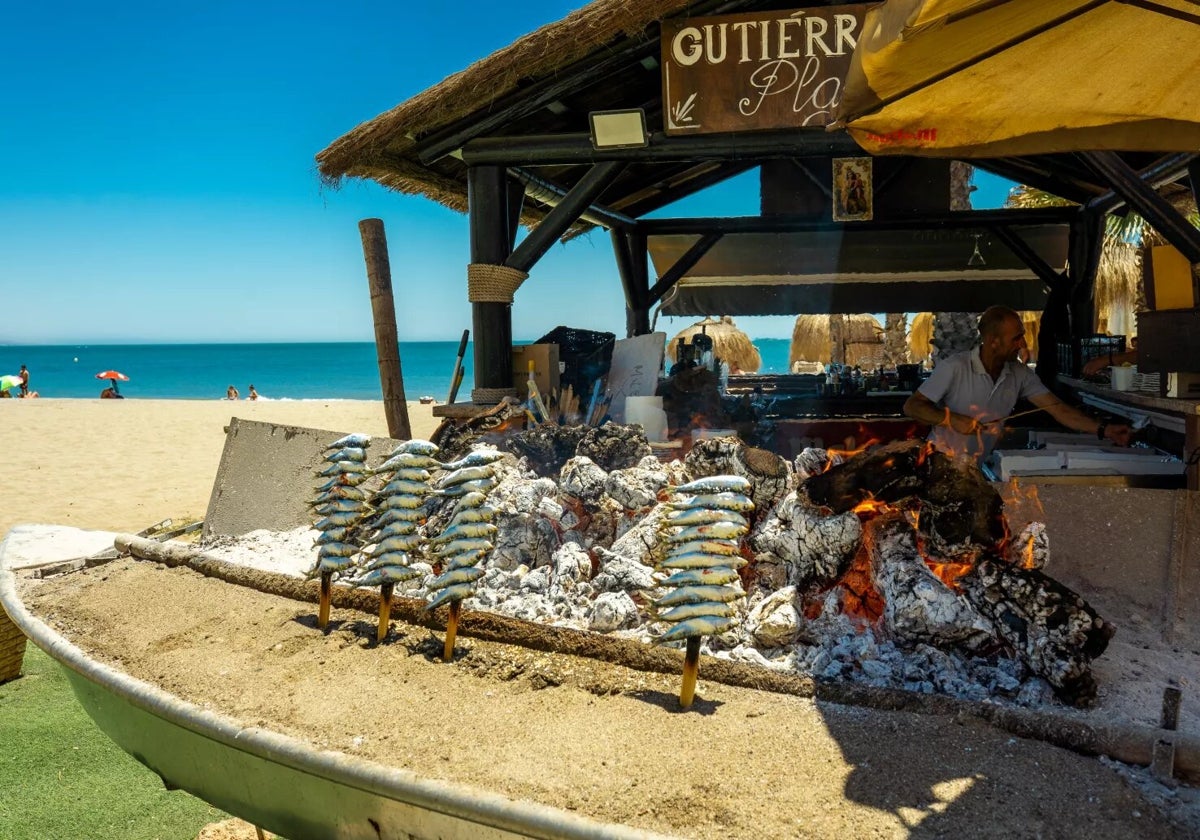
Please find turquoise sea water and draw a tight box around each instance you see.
[0,339,795,400]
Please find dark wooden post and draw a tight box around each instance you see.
[468,166,516,401]
[612,228,650,336]
[358,218,411,439]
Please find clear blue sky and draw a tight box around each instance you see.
[0,1,1014,345]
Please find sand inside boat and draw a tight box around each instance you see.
[15,557,1186,839]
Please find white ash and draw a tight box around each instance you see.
[605,461,669,510]
[868,516,995,647]
[558,456,609,504]
[198,443,1090,712]
[794,448,842,482]
[751,491,862,586]
[1009,521,1050,570]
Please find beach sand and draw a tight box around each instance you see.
[2,398,1198,838]
[0,398,438,537]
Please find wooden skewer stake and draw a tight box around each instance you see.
[679,636,702,709]
[377,582,395,643]
[318,571,333,629]
[443,600,462,662]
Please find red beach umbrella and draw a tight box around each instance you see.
[95,370,130,395]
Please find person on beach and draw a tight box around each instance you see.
[247,384,259,401]
[18,365,29,397]
[226,385,239,400]
[904,305,1132,463]
[100,387,123,399]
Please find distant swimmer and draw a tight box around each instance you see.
[226,385,239,400]
[248,384,259,401]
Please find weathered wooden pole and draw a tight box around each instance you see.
[358,218,411,439]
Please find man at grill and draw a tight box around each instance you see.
[903,306,1131,463]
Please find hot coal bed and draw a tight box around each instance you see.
[207,404,1113,710]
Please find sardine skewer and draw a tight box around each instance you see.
[377,581,394,643]
[680,636,701,709]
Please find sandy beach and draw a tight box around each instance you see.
[3,396,1199,838]
[0,398,438,537]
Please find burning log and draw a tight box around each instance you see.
[507,424,589,477]
[803,440,1005,558]
[429,399,526,462]
[751,492,862,588]
[577,423,653,472]
[867,515,994,647]
[960,559,1115,707]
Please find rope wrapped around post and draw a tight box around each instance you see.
[468,263,528,303]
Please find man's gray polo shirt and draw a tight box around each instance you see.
[918,346,1049,461]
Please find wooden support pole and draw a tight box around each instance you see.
[318,572,332,630]
[377,582,394,643]
[444,601,462,662]
[679,636,702,709]
[358,218,411,439]
[468,167,516,399]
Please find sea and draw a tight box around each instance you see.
[0,339,795,401]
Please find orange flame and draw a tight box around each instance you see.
[851,495,893,517]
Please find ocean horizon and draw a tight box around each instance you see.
[0,339,796,401]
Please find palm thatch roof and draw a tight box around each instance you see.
[667,316,762,373]
[789,314,882,367]
[316,0,698,219]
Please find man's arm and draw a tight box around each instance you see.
[1026,391,1132,445]
[903,391,981,436]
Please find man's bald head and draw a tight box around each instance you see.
[979,305,1021,339]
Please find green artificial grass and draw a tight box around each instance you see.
[0,645,228,840]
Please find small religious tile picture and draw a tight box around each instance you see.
[832,157,873,222]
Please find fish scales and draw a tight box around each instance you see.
[654,601,738,622]
[426,583,475,611]
[664,508,748,527]
[669,492,754,512]
[658,616,735,642]
[353,566,421,586]
[325,433,371,451]
[654,584,744,607]
[324,447,367,464]
[386,440,439,457]
[660,552,747,570]
[427,566,485,591]
[675,475,752,495]
[660,567,740,587]
[438,465,496,487]
[667,521,748,542]
[315,461,368,477]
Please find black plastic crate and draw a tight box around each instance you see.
[1056,335,1125,377]
[535,325,616,398]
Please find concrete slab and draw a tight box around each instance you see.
[203,419,403,539]
[1006,484,1200,651]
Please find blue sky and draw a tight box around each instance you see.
[0,1,1014,345]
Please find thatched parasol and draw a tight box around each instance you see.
[908,312,934,363]
[789,314,882,367]
[667,316,762,373]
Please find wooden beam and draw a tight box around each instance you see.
[460,130,863,167]
[509,167,635,230]
[972,158,1100,204]
[989,224,1065,289]
[506,161,626,273]
[647,232,723,305]
[357,219,411,439]
[1083,151,1200,263]
[1086,153,1198,216]
[638,206,1078,235]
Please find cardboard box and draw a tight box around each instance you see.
[512,344,560,400]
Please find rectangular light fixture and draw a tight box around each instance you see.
[589,109,649,149]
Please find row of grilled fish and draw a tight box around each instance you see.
[653,475,754,643]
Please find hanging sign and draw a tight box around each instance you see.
[661,5,868,135]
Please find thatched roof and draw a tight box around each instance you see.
[789,314,882,367]
[316,0,697,218]
[667,316,762,373]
